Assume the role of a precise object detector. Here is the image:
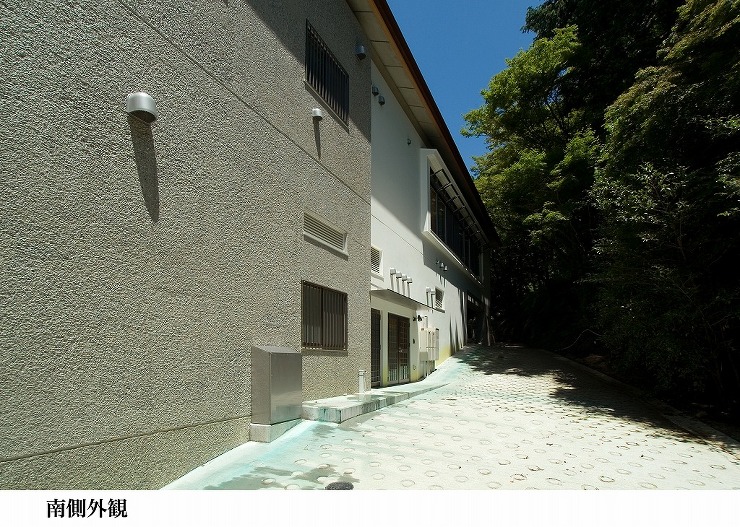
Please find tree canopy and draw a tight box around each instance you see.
[467,0,740,411]
[593,0,740,399]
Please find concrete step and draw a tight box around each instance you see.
[302,383,447,423]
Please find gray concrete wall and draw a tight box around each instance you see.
[0,0,371,489]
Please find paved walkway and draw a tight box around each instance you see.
[166,345,740,490]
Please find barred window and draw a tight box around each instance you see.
[302,281,348,350]
[306,21,349,124]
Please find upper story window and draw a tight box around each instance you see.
[305,21,349,124]
[430,172,481,276]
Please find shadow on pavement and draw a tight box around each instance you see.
[458,344,739,453]
[205,463,359,490]
[203,423,361,490]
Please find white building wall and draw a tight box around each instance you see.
[370,61,488,379]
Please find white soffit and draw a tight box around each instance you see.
[346,0,369,11]
[350,3,449,153]
[350,1,494,244]
[353,11,389,45]
[386,65,414,88]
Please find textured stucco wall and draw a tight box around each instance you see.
[1,0,371,489]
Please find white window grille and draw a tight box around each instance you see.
[371,246,382,275]
[435,288,444,310]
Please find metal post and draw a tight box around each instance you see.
[358,369,366,394]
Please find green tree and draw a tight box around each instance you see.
[466,1,679,346]
[594,0,740,403]
[464,26,599,343]
[524,0,683,135]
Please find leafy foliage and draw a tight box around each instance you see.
[594,0,740,403]
[524,0,683,135]
[468,0,740,410]
[464,25,598,344]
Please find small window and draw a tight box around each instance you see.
[302,281,348,351]
[435,288,444,310]
[306,21,349,124]
[371,246,382,275]
[304,213,347,254]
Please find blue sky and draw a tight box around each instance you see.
[385,0,539,172]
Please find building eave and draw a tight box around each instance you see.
[348,0,500,247]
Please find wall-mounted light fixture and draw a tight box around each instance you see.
[311,108,324,120]
[126,92,158,123]
[355,43,367,60]
[378,95,385,106]
[401,274,408,281]
[389,268,397,276]
[407,278,413,284]
[371,85,379,96]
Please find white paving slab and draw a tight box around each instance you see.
[166,345,740,490]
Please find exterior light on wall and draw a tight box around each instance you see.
[371,85,379,96]
[444,265,448,272]
[401,274,408,281]
[407,278,413,284]
[355,43,367,60]
[311,108,324,120]
[378,95,385,105]
[389,268,397,276]
[126,92,158,123]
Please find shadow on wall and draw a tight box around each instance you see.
[313,118,322,159]
[247,0,372,143]
[449,320,461,355]
[128,115,159,222]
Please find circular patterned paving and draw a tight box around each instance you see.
[181,347,740,491]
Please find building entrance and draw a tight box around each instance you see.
[388,313,410,384]
[371,309,381,387]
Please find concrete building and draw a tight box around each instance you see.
[355,2,497,387]
[1,0,495,489]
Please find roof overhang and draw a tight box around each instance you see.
[370,288,431,311]
[348,0,500,246]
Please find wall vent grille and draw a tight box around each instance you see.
[304,213,346,253]
[435,288,444,310]
[371,247,381,274]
